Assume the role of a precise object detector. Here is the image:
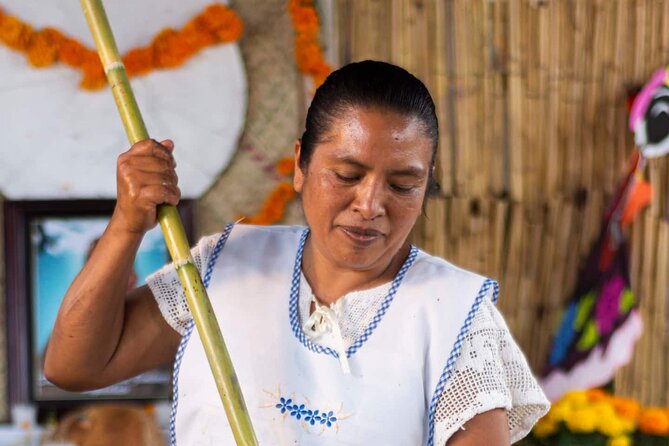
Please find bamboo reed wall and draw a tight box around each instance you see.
[332,0,669,406]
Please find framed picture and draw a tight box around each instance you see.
[4,200,195,415]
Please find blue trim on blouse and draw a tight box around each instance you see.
[288,227,419,360]
[169,223,234,446]
[425,278,500,446]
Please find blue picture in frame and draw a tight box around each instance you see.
[29,216,171,401]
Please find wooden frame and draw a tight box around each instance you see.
[4,199,195,418]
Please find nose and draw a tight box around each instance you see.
[352,178,385,220]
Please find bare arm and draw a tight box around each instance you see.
[44,139,182,391]
[447,409,510,446]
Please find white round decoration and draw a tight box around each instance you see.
[0,0,247,199]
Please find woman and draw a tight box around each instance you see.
[45,61,549,445]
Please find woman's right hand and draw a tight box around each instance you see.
[45,138,182,391]
[112,139,181,234]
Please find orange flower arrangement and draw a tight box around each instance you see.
[638,407,669,436]
[0,3,243,90]
[243,182,296,225]
[530,389,669,445]
[611,396,642,421]
[288,0,332,87]
[275,157,296,177]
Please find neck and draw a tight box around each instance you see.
[301,237,410,306]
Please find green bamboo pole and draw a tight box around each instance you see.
[79,1,258,444]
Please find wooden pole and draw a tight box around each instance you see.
[79,1,258,444]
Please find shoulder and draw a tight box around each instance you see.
[202,224,307,272]
[410,249,491,292]
[402,249,498,312]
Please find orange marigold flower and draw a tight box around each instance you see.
[153,29,190,68]
[291,7,319,34]
[276,157,295,177]
[0,15,32,50]
[612,397,641,421]
[586,388,610,403]
[200,4,243,41]
[59,37,88,67]
[289,0,314,15]
[181,21,216,51]
[244,183,296,225]
[197,6,243,43]
[296,42,323,72]
[123,47,155,77]
[26,28,63,67]
[213,17,243,43]
[638,408,669,436]
[312,61,332,86]
[79,50,104,90]
[80,72,106,90]
[272,182,296,201]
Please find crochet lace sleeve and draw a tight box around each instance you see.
[433,297,550,445]
[145,233,222,336]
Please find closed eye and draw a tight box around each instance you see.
[391,184,417,193]
[334,172,360,183]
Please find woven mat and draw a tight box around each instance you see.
[199,0,305,235]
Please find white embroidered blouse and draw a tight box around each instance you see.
[147,234,550,445]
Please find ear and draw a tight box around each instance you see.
[293,139,304,193]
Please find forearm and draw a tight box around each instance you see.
[44,214,143,389]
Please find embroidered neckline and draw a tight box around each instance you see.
[289,228,419,362]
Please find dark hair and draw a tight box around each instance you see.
[300,60,441,197]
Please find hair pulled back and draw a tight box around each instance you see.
[299,60,441,196]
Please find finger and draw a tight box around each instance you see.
[130,171,178,189]
[122,142,171,166]
[127,139,159,155]
[139,184,181,207]
[151,140,176,165]
[125,139,174,164]
[125,156,177,174]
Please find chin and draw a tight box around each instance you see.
[332,248,382,271]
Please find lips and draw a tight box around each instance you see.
[339,225,384,244]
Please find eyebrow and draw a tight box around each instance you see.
[333,156,427,178]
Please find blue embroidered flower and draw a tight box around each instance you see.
[305,409,321,425]
[275,397,293,414]
[269,394,341,429]
[320,411,337,427]
[290,404,308,420]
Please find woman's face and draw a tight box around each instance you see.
[294,106,433,274]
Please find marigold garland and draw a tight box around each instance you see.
[242,182,296,225]
[275,156,295,177]
[0,3,243,90]
[288,0,332,87]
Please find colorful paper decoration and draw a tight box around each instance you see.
[541,151,651,402]
[630,67,669,159]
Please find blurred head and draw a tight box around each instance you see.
[294,60,440,273]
